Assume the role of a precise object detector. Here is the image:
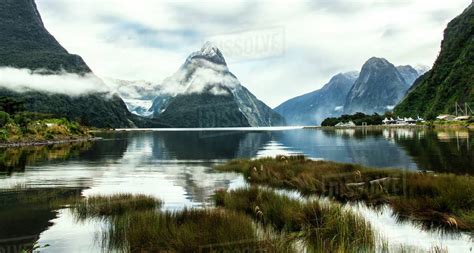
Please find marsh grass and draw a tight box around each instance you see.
[72,194,162,220]
[214,187,375,252]
[215,156,474,232]
[103,208,294,253]
[73,194,294,252]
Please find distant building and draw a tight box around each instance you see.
[383,117,420,125]
[436,115,456,121]
[454,116,471,121]
[335,121,356,127]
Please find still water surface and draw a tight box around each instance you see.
[0,128,473,252]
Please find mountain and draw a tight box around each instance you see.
[0,0,89,73]
[274,72,358,125]
[0,0,155,128]
[395,4,474,118]
[396,65,420,86]
[343,57,420,115]
[104,78,162,117]
[150,42,285,127]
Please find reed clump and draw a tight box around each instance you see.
[215,156,474,232]
[103,208,292,253]
[72,194,162,220]
[214,187,375,252]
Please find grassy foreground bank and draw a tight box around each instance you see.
[215,156,474,232]
[215,187,375,252]
[71,193,377,252]
[72,194,294,252]
[5,190,445,252]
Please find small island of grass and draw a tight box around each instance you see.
[215,156,474,232]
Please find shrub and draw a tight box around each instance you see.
[0,111,10,127]
[0,129,8,142]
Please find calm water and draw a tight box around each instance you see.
[0,128,473,252]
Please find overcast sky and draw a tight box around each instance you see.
[37,0,470,107]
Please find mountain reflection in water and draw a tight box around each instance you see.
[0,128,472,252]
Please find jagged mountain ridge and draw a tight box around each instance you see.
[343,57,421,115]
[274,72,359,125]
[275,58,425,125]
[150,42,285,127]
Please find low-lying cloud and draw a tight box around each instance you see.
[0,67,110,96]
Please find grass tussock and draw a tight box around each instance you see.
[215,156,474,232]
[214,187,375,252]
[73,194,162,220]
[104,208,293,253]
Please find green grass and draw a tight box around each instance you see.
[71,194,295,252]
[214,187,375,252]
[0,112,90,143]
[72,194,162,220]
[103,208,294,253]
[215,156,474,232]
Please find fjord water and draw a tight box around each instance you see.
[0,128,473,252]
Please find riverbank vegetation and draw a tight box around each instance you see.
[321,112,385,126]
[72,192,374,252]
[321,111,473,128]
[0,111,90,144]
[72,194,162,220]
[215,187,375,252]
[2,188,451,252]
[72,194,293,252]
[215,156,474,232]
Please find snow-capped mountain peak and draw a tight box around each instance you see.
[148,43,285,127]
[186,41,227,65]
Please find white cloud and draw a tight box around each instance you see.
[36,0,471,107]
[0,67,109,95]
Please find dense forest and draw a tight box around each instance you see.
[395,5,474,118]
[321,113,384,126]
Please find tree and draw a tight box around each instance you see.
[0,97,24,115]
[0,111,10,127]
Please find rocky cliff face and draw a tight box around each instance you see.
[343,57,417,115]
[150,42,285,127]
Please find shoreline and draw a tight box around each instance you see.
[0,137,102,148]
[304,124,474,130]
